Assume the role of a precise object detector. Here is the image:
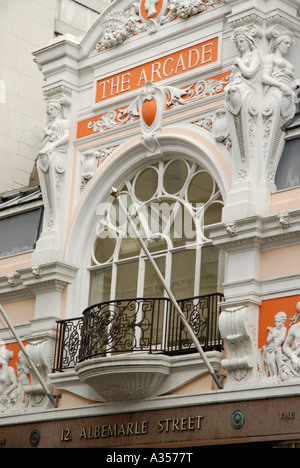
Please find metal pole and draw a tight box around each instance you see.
[0,304,59,408]
[110,187,223,389]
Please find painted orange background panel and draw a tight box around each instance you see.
[140,0,165,20]
[0,341,29,381]
[77,70,230,139]
[258,296,300,349]
[95,37,219,103]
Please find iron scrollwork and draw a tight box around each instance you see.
[53,293,224,372]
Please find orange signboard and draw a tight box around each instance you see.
[95,36,219,103]
[77,70,230,139]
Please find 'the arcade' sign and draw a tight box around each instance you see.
[95,36,219,103]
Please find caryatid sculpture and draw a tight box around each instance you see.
[262,29,296,168]
[223,21,296,218]
[37,88,71,233]
[224,25,262,181]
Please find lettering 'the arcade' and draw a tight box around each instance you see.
[95,37,219,103]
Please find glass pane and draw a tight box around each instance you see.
[164,160,188,194]
[119,236,140,259]
[147,237,168,254]
[115,260,139,300]
[275,138,300,190]
[144,257,166,346]
[0,208,43,258]
[89,266,112,305]
[204,201,223,226]
[171,249,195,299]
[188,171,214,205]
[200,245,221,295]
[135,167,158,201]
[170,204,196,247]
[144,256,165,298]
[109,192,132,228]
[93,235,116,264]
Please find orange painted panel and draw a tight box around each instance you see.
[0,341,28,375]
[258,295,300,349]
[95,37,219,103]
[77,70,230,140]
[140,0,165,20]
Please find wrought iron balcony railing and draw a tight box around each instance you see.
[53,293,224,372]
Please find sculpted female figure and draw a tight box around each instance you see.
[0,344,18,412]
[224,26,262,167]
[38,101,70,171]
[264,311,287,378]
[262,32,295,119]
[37,99,70,230]
[225,27,262,116]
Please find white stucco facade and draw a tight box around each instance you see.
[0,0,300,448]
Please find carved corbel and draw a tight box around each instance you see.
[219,304,259,388]
[80,150,98,191]
[23,340,54,410]
[225,220,238,236]
[32,265,42,279]
[7,273,21,288]
[278,211,291,229]
[211,108,230,143]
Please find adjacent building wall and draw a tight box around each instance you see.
[0,0,107,194]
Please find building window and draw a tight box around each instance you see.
[275,137,300,190]
[89,158,224,306]
[0,208,43,258]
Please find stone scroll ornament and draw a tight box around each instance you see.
[258,303,300,384]
[219,305,258,388]
[37,87,71,232]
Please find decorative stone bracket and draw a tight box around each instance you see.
[219,304,258,388]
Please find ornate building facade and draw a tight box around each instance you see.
[0,0,300,449]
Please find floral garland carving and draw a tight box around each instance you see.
[94,0,224,53]
[87,72,231,134]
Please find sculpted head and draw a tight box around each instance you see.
[233,27,258,53]
[270,31,295,54]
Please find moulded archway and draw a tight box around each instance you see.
[64,127,232,319]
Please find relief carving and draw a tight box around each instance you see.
[80,146,119,192]
[94,0,224,53]
[258,303,300,383]
[0,340,53,413]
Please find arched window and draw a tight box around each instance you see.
[89,157,225,306]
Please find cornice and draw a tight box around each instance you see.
[207,209,300,252]
[0,262,78,303]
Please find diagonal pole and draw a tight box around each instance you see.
[0,304,59,408]
[110,187,223,389]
